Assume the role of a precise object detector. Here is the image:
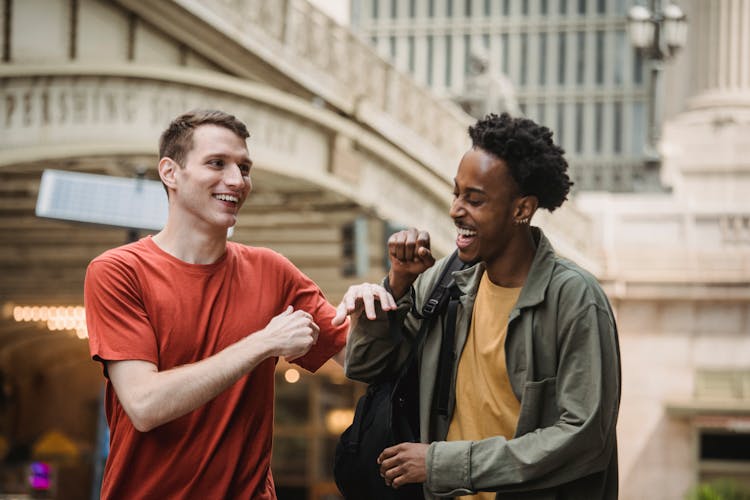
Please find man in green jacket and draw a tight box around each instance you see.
[332,113,621,499]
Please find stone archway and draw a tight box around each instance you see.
[0,66,458,253]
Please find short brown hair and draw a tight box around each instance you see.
[159,109,250,165]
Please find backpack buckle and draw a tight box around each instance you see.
[423,297,440,315]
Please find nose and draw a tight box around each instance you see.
[449,197,464,219]
[225,164,248,189]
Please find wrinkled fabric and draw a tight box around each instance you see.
[345,228,620,499]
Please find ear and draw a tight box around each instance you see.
[158,157,179,192]
[513,195,539,223]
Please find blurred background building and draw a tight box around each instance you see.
[0,1,748,499]
[351,0,660,192]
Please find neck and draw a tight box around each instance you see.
[484,228,537,287]
[152,220,228,265]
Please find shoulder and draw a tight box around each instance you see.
[87,239,149,274]
[229,242,302,276]
[412,252,478,306]
[230,242,290,266]
[84,240,156,296]
[549,256,612,314]
[413,254,453,294]
[552,257,600,288]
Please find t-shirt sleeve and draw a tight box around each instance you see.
[273,252,348,373]
[84,256,159,374]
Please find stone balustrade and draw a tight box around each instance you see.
[179,0,472,182]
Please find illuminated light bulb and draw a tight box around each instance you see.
[13,306,23,322]
[325,408,355,434]
[284,368,300,383]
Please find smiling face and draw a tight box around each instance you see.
[450,147,525,267]
[163,124,253,232]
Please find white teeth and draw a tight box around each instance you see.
[214,194,239,203]
[457,227,476,237]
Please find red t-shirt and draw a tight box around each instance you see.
[84,237,348,499]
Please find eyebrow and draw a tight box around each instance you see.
[206,153,253,165]
[453,180,487,196]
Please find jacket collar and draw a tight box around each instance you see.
[451,226,556,310]
[515,227,556,309]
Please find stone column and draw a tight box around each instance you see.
[689,0,750,108]
[660,0,750,201]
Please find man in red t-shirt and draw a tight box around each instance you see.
[84,109,348,499]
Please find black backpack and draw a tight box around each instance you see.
[333,252,465,500]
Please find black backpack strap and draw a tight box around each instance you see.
[414,252,465,418]
[416,250,463,344]
[419,250,463,320]
[433,285,461,417]
[387,250,464,380]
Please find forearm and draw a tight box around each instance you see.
[109,333,275,432]
[387,268,419,300]
[427,420,615,495]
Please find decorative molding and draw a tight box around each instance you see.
[0,64,461,254]
[113,0,472,183]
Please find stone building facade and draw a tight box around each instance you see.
[0,0,748,499]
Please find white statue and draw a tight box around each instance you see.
[458,44,521,118]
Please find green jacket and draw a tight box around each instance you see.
[345,228,620,499]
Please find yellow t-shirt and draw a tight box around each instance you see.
[446,271,522,499]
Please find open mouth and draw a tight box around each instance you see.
[457,226,476,237]
[213,193,239,204]
[456,225,477,249]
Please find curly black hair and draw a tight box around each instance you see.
[468,113,573,211]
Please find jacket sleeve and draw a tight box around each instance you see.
[343,278,420,383]
[426,280,620,496]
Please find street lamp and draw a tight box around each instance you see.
[627,1,688,165]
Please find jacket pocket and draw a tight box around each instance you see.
[514,377,558,437]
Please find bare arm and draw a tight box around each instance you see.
[107,306,319,432]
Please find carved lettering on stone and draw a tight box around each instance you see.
[0,76,317,167]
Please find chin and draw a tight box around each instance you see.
[457,247,480,264]
[218,214,238,226]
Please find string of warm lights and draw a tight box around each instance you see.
[10,305,88,339]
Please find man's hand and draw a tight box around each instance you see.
[387,228,435,299]
[257,306,319,361]
[332,283,397,326]
[378,442,429,488]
